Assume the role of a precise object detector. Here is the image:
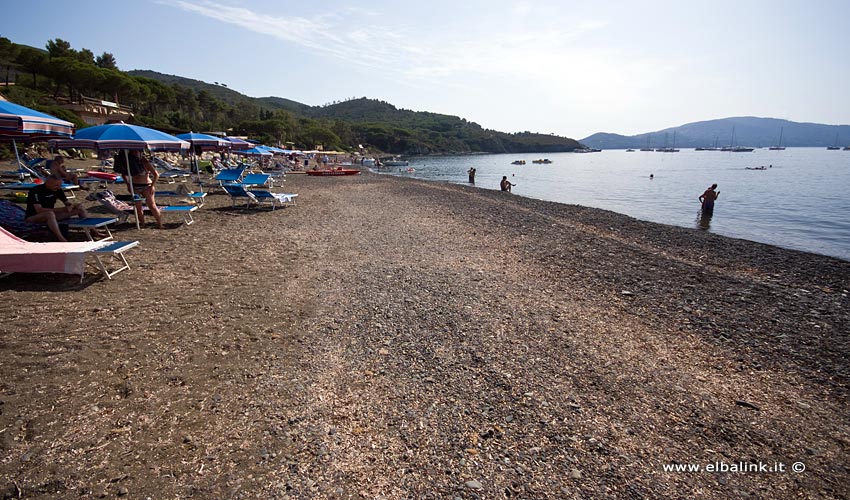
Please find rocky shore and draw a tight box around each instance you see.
[1,171,848,499]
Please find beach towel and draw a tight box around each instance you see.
[0,226,102,275]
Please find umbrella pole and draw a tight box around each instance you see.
[124,149,141,230]
[12,138,24,181]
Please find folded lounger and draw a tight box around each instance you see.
[0,226,138,281]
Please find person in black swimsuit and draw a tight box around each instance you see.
[25,175,88,241]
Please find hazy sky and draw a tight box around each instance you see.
[2,0,848,138]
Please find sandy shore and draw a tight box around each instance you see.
[1,171,849,499]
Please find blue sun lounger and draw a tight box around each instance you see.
[222,184,297,210]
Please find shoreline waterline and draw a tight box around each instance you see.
[376,148,850,261]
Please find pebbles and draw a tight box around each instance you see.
[1,172,848,499]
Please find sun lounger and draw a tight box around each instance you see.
[0,181,80,199]
[0,199,116,241]
[87,190,199,225]
[238,173,273,188]
[222,184,297,210]
[156,183,208,206]
[0,226,139,281]
[214,167,246,186]
[61,217,119,241]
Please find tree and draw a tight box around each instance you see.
[76,48,95,65]
[16,46,47,89]
[45,38,72,58]
[0,37,21,87]
[95,52,117,70]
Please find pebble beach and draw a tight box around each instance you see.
[1,170,849,499]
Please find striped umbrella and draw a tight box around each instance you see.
[0,100,75,179]
[51,123,189,229]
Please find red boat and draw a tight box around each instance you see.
[305,168,360,176]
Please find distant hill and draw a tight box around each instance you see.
[127,70,259,107]
[130,70,582,154]
[254,96,310,115]
[581,117,850,149]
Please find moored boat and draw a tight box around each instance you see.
[383,157,409,166]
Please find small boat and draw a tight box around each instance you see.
[306,168,361,176]
[383,157,409,166]
[532,158,554,163]
[361,158,376,166]
[511,160,526,165]
[844,146,850,151]
[625,149,635,152]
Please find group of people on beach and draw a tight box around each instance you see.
[24,151,163,241]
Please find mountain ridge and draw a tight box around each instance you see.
[581,117,850,149]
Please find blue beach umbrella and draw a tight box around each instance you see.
[176,132,231,183]
[0,100,75,179]
[256,145,288,155]
[51,123,189,229]
[223,136,252,150]
[176,132,231,150]
[233,147,273,157]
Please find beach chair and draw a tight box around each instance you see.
[156,182,208,207]
[0,181,81,199]
[212,166,246,190]
[150,156,190,184]
[0,199,116,241]
[87,189,199,226]
[0,226,139,281]
[222,184,297,211]
[238,172,273,188]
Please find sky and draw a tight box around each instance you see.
[2,0,849,139]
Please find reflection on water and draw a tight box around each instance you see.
[696,210,713,231]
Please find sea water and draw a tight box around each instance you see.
[377,148,850,261]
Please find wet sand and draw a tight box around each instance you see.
[1,171,849,498]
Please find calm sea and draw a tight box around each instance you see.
[375,148,850,261]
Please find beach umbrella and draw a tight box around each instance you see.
[223,136,251,150]
[233,147,273,157]
[51,122,189,229]
[175,132,231,150]
[176,132,231,184]
[256,145,288,155]
[0,100,75,179]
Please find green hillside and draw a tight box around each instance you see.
[1,36,582,155]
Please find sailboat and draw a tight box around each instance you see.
[721,125,754,152]
[656,131,680,152]
[639,134,653,151]
[769,127,785,150]
[696,135,720,151]
[827,132,840,150]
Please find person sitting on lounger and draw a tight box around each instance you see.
[48,156,81,187]
[25,175,89,242]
